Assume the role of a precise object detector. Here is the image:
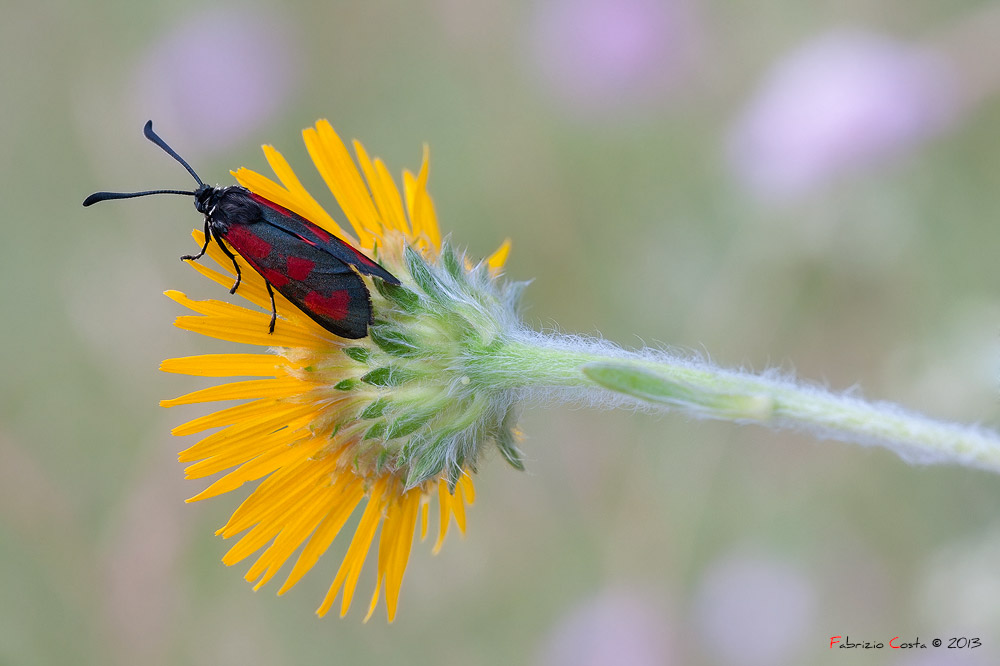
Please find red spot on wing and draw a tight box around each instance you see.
[286,256,315,281]
[305,290,350,321]
[260,268,289,288]
[347,245,378,267]
[309,225,333,243]
[225,224,271,260]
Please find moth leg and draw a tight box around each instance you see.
[211,229,242,294]
[265,280,277,334]
[180,219,211,262]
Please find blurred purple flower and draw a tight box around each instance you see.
[528,0,699,117]
[693,551,815,666]
[535,588,675,666]
[131,8,301,157]
[728,31,957,200]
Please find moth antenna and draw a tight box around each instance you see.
[82,189,196,207]
[143,120,205,186]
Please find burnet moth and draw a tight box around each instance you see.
[83,121,400,338]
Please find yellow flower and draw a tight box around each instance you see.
[160,120,516,621]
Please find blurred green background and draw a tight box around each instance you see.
[3,0,1000,664]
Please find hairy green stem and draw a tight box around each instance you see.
[470,331,1000,474]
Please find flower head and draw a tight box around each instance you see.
[161,120,519,621]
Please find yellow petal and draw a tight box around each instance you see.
[172,314,332,349]
[171,398,282,436]
[363,577,384,624]
[432,479,451,555]
[178,403,316,465]
[303,121,376,248]
[451,483,467,535]
[487,238,511,273]
[189,434,323,504]
[384,490,420,621]
[316,477,387,617]
[278,476,365,595]
[353,139,408,236]
[458,474,476,504]
[244,474,351,588]
[338,483,387,618]
[365,498,402,622]
[222,472,329,568]
[160,376,311,407]
[257,145,353,243]
[160,354,290,378]
[375,158,411,237]
[403,145,441,251]
[420,497,429,541]
[220,447,347,536]
[230,167,294,216]
[247,495,331,589]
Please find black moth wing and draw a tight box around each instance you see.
[219,206,378,339]
[249,193,400,285]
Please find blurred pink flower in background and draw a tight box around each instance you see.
[728,31,957,200]
[528,0,699,117]
[131,8,301,158]
[693,551,815,666]
[535,588,676,666]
